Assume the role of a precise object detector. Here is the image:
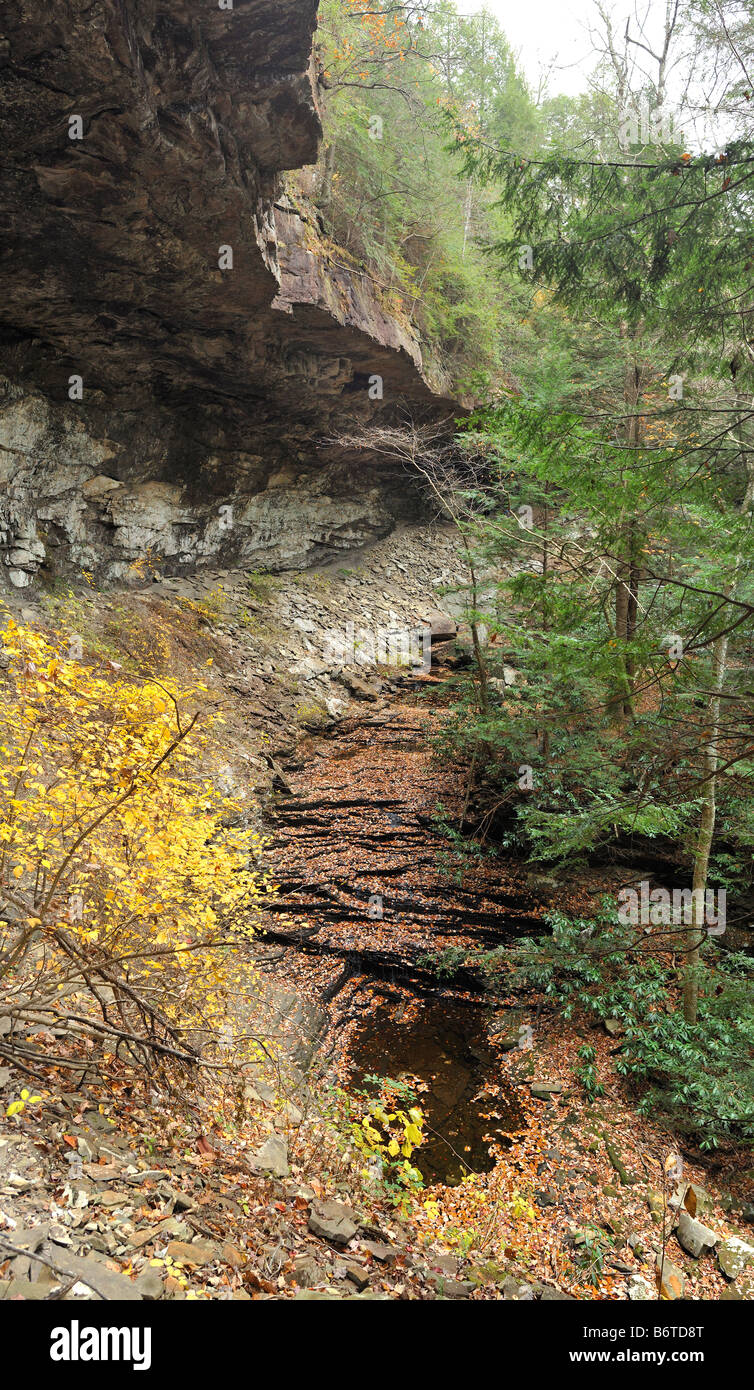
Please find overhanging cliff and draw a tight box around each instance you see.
[0,0,454,587]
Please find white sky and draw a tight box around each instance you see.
[463,1,736,148]
[463,1,694,102]
[469,0,598,97]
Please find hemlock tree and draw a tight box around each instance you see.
[446,1,754,1021]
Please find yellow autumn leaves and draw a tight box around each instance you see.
[351,1094,425,1189]
[6,1087,42,1118]
[0,610,272,1072]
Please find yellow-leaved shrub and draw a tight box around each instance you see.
[0,613,270,1077]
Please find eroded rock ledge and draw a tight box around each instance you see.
[0,1,454,588]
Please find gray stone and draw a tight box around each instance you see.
[656,1254,685,1300]
[0,1278,50,1300]
[628,1274,655,1301]
[340,672,381,701]
[308,1199,358,1246]
[291,1256,325,1289]
[530,1081,563,1100]
[250,1132,289,1178]
[718,1236,754,1280]
[47,1251,143,1300]
[682,1182,713,1219]
[134,1267,165,1300]
[502,1275,535,1300]
[720,1269,754,1300]
[424,610,456,641]
[435,1278,473,1299]
[344,1263,370,1290]
[676,1209,719,1259]
[273,1100,303,1129]
[360,1239,397,1263]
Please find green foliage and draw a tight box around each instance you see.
[345,1073,426,1199]
[575,1044,605,1103]
[314,1,539,389]
[417,944,470,980]
[505,906,754,1149]
[571,1224,613,1284]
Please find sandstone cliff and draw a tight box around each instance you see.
[0,0,453,587]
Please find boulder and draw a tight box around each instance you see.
[628,1275,655,1301]
[718,1236,754,1281]
[683,1182,713,1220]
[720,1269,754,1300]
[656,1254,685,1300]
[676,1209,719,1259]
[308,1199,358,1247]
[424,610,456,643]
[250,1132,289,1178]
[530,1081,563,1100]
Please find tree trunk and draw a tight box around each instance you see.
[683,405,754,1021]
[611,354,642,721]
[683,624,728,1023]
[318,142,336,209]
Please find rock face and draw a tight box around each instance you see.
[0,2,455,590]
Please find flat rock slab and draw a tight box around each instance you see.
[656,1255,685,1300]
[165,1240,219,1268]
[308,1199,358,1246]
[48,1252,142,1301]
[361,1239,397,1263]
[676,1209,719,1259]
[0,1279,50,1300]
[530,1082,563,1100]
[250,1133,289,1178]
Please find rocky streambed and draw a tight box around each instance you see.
[254,666,544,1185]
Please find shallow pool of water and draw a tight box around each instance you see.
[348,996,523,1185]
